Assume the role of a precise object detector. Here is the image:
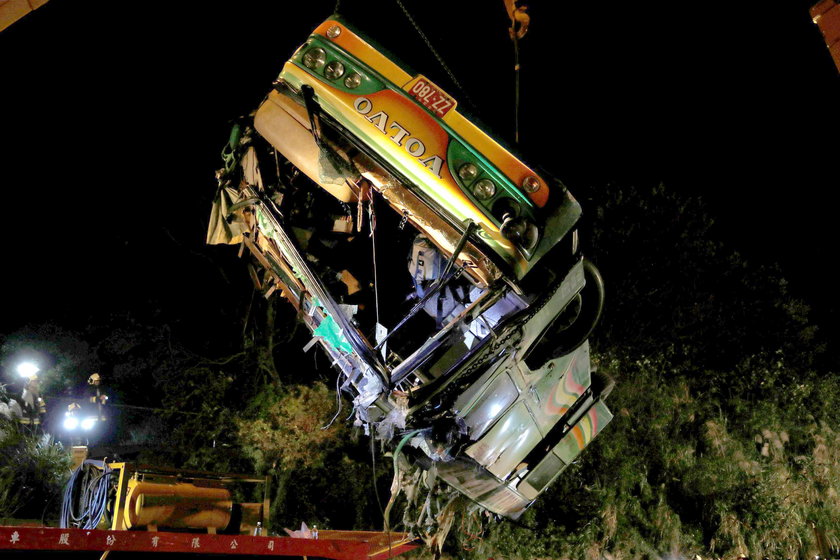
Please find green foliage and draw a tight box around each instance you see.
[0,420,70,522]
[462,183,840,559]
[236,383,389,532]
[2,181,837,558]
[464,351,839,559]
[237,382,346,472]
[152,364,250,472]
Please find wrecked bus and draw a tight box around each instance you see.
[208,15,613,519]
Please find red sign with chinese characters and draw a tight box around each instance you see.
[0,526,417,559]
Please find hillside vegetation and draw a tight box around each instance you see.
[2,183,836,558]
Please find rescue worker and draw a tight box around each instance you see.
[19,373,46,429]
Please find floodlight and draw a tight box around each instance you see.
[63,416,79,430]
[16,362,39,379]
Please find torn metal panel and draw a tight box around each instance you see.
[207,186,249,245]
[466,401,542,480]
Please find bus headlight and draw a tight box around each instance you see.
[472,178,496,200]
[458,163,478,182]
[344,72,362,89]
[502,217,539,253]
[303,47,326,70]
[325,60,345,80]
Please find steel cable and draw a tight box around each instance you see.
[393,0,476,109]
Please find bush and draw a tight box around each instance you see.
[0,420,71,523]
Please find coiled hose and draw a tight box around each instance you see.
[60,460,113,529]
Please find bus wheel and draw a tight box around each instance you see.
[527,259,605,366]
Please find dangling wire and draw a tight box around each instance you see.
[370,434,386,518]
[370,191,381,327]
[394,0,476,109]
[321,369,344,430]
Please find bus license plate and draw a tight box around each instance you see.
[408,76,456,118]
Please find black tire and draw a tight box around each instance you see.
[525,259,605,367]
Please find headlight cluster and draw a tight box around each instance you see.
[303,45,363,90]
[458,163,499,201]
[457,161,541,253]
[456,161,539,252]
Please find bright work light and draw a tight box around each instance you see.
[63,416,79,430]
[16,362,39,379]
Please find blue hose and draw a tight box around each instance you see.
[60,460,113,529]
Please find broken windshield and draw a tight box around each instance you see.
[243,89,530,389]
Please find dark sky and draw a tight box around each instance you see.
[1,0,837,337]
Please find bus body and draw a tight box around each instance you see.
[210,15,613,518]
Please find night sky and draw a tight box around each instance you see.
[1,0,837,340]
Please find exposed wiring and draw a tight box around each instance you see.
[321,370,344,430]
[370,434,393,560]
[369,435,386,519]
[370,192,381,327]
